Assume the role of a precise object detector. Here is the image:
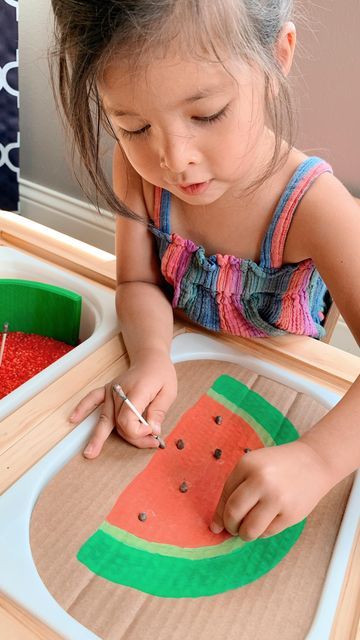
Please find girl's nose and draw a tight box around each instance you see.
[159,134,200,175]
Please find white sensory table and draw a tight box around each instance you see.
[0,211,359,640]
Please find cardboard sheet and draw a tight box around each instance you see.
[30,361,353,640]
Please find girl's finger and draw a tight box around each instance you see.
[220,480,260,536]
[238,499,280,541]
[260,514,292,538]
[69,386,106,423]
[83,385,115,458]
[210,460,250,534]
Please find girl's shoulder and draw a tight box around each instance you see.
[286,153,360,343]
[284,151,358,264]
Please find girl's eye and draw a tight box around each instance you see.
[119,124,150,140]
[193,105,229,124]
[118,104,229,140]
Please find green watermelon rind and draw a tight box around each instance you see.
[78,375,304,596]
[77,520,305,598]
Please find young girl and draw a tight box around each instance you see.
[52,0,360,541]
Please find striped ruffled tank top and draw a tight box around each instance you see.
[149,156,332,338]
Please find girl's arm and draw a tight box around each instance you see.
[112,144,174,362]
[293,173,360,482]
[211,174,360,540]
[71,144,177,455]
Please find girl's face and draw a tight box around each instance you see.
[100,52,269,205]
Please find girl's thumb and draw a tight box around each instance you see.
[147,384,177,435]
[147,400,169,435]
[147,409,166,435]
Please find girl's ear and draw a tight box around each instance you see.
[275,21,296,77]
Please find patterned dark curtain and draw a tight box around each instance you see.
[0,0,19,211]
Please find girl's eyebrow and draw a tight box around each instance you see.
[108,84,229,118]
[183,84,228,103]
[108,108,140,117]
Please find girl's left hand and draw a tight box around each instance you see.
[210,440,335,540]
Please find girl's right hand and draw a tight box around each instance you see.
[69,349,177,458]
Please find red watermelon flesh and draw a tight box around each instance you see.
[106,394,264,548]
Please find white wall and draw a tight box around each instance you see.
[19,0,82,200]
[19,0,116,251]
[294,0,360,194]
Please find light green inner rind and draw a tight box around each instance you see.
[100,520,246,559]
[77,520,305,598]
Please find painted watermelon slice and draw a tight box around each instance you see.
[77,375,305,597]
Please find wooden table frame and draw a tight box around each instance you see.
[0,211,359,639]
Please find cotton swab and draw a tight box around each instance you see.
[112,384,166,449]
[0,322,9,367]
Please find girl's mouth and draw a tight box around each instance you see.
[178,180,212,195]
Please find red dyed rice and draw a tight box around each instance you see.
[0,331,74,399]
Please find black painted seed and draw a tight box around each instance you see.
[214,415,223,425]
[138,512,147,522]
[213,448,222,459]
[179,481,188,493]
[243,448,252,454]
[176,439,185,450]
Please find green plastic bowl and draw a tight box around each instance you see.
[0,279,82,346]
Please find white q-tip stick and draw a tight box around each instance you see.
[0,322,9,367]
[112,384,166,449]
